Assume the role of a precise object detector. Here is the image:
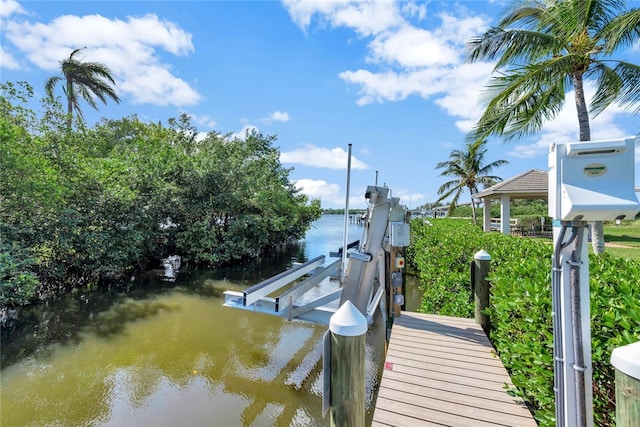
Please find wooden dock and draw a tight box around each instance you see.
[372,312,537,426]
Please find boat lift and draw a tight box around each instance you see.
[223,184,410,328]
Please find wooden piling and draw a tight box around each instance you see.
[611,341,640,426]
[472,250,491,335]
[329,301,367,427]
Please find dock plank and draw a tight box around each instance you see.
[372,312,536,427]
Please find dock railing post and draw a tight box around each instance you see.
[472,250,491,335]
[327,300,367,427]
[611,341,640,426]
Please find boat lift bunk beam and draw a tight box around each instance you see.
[223,257,339,315]
[243,255,326,307]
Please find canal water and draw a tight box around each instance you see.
[0,215,387,427]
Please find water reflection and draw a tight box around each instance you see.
[2,292,327,426]
[1,216,382,426]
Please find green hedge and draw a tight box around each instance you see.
[406,218,640,426]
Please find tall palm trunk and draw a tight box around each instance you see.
[574,71,590,142]
[574,71,605,255]
[469,187,478,226]
[66,77,74,130]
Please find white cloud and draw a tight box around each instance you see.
[263,110,291,124]
[3,11,200,107]
[369,25,460,68]
[433,62,495,131]
[0,0,25,17]
[330,1,403,36]
[194,132,208,142]
[335,10,495,117]
[294,179,341,202]
[0,46,20,69]
[188,112,217,130]
[281,144,369,170]
[394,189,425,208]
[401,2,427,21]
[283,0,403,36]
[434,12,489,46]
[339,68,429,105]
[120,65,200,106]
[281,0,343,31]
[229,124,259,141]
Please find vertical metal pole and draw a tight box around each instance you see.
[553,221,593,427]
[570,224,588,427]
[341,144,352,284]
[552,224,568,427]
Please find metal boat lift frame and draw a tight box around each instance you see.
[223,185,407,328]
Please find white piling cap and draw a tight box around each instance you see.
[330,300,367,336]
[474,249,491,260]
[611,341,640,380]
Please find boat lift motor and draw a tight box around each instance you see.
[548,136,640,427]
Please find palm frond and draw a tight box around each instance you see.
[478,160,509,176]
[467,28,561,68]
[600,7,640,53]
[468,56,574,141]
[44,76,61,98]
[497,3,547,29]
[590,60,640,115]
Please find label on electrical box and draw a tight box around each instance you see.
[583,163,607,177]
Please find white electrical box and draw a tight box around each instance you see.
[548,137,640,221]
[390,222,410,247]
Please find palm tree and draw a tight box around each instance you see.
[466,0,640,254]
[435,139,508,225]
[45,48,120,128]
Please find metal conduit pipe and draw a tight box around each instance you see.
[553,223,580,426]
[570,223,587,426]
[552,224,568,427]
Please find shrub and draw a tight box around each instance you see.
[408,218,640,426]
[0,241,39,306]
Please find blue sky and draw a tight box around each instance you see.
[2,0,639,209]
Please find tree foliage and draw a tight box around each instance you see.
[434,139,508,225]
[0,82,321,307]
[466,0,640,142]
[45,48,120,128]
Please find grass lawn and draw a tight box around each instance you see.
[528,220,640,261]
[603,219,640,261]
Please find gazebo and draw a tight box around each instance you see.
[473,169,548,234]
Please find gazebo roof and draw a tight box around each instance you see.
[474,169,548,200]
